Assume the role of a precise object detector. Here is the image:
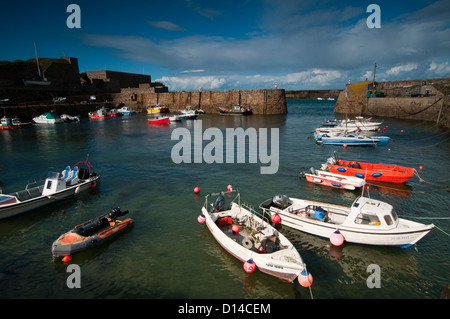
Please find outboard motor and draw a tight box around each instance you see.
[107,207,128,220]
[272,195,291,209]
[211,195,225,213]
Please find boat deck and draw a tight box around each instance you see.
[218,223,283,254]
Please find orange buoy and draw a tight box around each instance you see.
[62,256,72,262]
[343,144,347,148]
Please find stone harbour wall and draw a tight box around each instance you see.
[112,88,287,114]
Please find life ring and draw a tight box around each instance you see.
[300,210,308,217]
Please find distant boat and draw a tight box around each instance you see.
[148,116,169,124]
[300,167,365,191]
[1,117,19,130]
[219,105,252,115]
[117,106,136,115]
[22,42,51,87]
[314,132,380,146]
[89,107,108,119]
[32,111,64,124]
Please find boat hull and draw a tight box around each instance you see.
[304,170,364,190]
[0,176,99,220]
[201,200,306,283]
[148,117,169,124]
[52,217,134,257]
[328,160,416,183]
[263,198,433,248]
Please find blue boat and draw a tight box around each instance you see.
[314,132,380,146]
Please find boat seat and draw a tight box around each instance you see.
[66,166,79,185]
[16,190,31,201]
[62,166,71,180]
[27,186,42,198]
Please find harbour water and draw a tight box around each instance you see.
[0,99,449,299]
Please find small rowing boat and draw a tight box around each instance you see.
[300,168,365,190]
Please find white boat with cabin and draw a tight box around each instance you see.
[0,157,100,220]
[260,195,433,248]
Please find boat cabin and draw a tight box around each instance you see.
[42,172,67,196]
[342,197,399,230]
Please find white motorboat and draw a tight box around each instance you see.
[117,106,136,115]
[0,156,100,220]
[260,195,434,248]
[60,114,80,122]
[169,115,181,122]
[300,168,365,190]
[32,111,64,124]
[198,190,313,285]
[314,132,380,146]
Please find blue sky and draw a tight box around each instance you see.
[1,0,449,91]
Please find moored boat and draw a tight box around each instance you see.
[169,115,181,122]
[88,107,108,119]
[51,207,134,259]
[300,168,365,190]
[117,106,136,115]
[260,195,434,248]
[198,190,313,285]
[148,116,169,124]
[0,156,100,220]
[219,105,252,115]
[315,132,380,146]
[1,117,19,130]
[32,111,64,124]
[324,154,416,183]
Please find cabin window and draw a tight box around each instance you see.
[46,181,52,189]
[384,215,393,225]
[354,213,380,225]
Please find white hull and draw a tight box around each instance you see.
[0,177,99,220]
[261,196,433,248]
[201,192,309,283]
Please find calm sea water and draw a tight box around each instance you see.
[0,99,449,300]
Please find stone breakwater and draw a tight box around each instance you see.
[334,78,450,128]
[115,88,287,114]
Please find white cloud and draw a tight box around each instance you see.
[157,75,226,91]
[385,63,418,75]
[147,21,186,32]
[429,61,450,75]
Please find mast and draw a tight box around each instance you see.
[34,41,42,78]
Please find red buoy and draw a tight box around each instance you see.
[271,213,281,224]
[227,185,233,191]
[194,187,200,193]
[62,256,72,262]
[243,259,256,273]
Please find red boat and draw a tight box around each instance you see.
[148,116,169,124]
[327,159,416,184]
